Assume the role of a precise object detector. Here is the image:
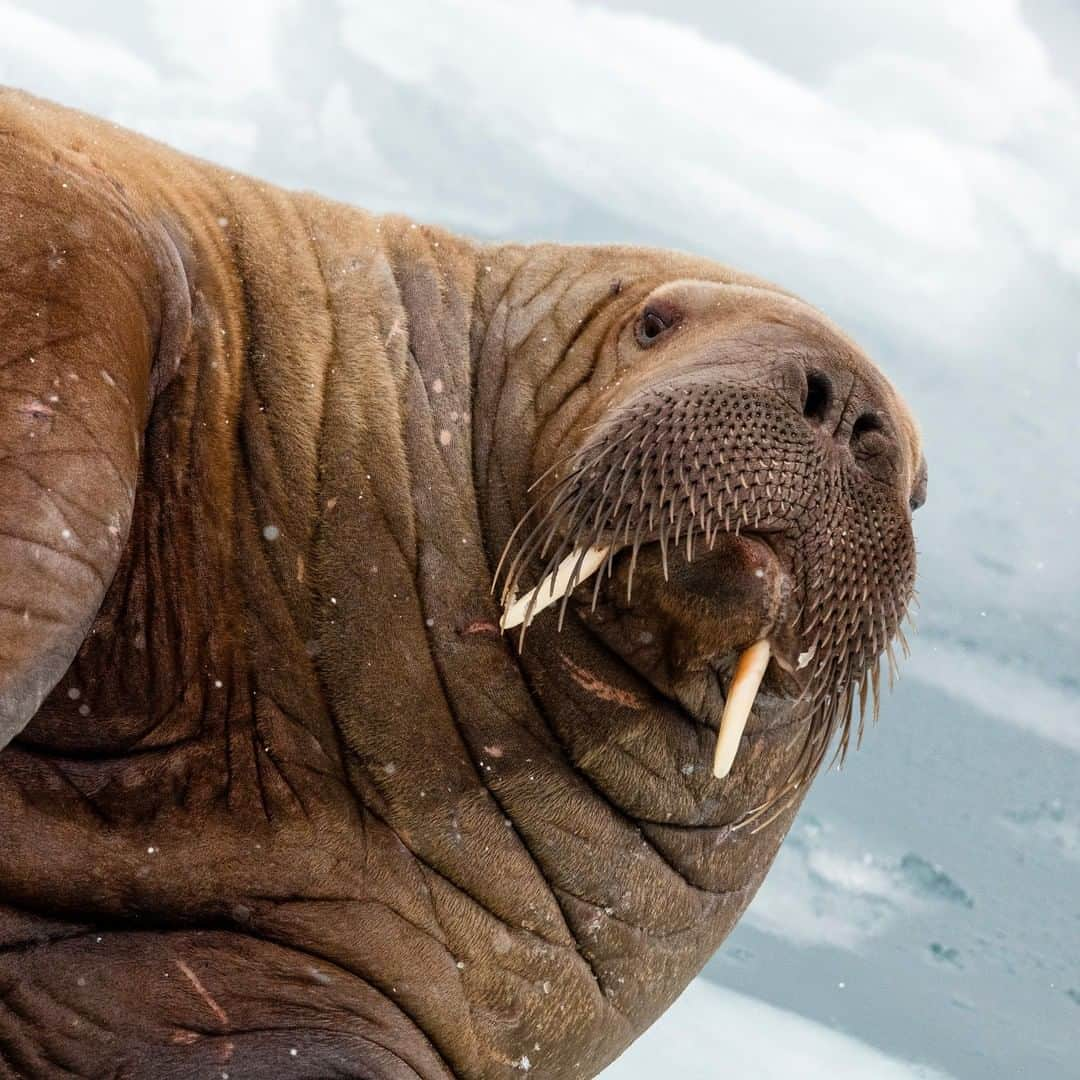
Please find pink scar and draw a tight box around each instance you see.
[559,652,645,710]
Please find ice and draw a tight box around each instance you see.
[600,980,954,1079]
[1002,799,1079,861]
[907,638,1080,754]
[744,821,907,950]
[743,820,975,951]
[897,854,973,909]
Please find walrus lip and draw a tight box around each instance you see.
[500,535,801,779]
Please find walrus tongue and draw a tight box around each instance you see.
[712,638,771,778]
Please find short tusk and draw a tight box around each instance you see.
[500,545,611,631]
[713,639,771,779]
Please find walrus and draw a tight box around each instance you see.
[0,87,926,1079]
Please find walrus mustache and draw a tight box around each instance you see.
[494,383,917,821]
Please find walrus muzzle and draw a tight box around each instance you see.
[497,316,919,820]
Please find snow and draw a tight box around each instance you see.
[601,979,953,1079]
[907,638,1080,754]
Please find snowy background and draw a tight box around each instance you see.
[2,1,1078,1076]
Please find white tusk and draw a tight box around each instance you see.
[713,639,771,779]
[500,545,611,631]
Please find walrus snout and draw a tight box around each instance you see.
[498,281,923,797]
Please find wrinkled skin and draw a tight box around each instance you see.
[0,90,925,1079]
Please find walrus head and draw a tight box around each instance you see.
[485,269,925,829]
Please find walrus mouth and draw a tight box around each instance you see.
[500,543,787,779]
[495,377,917,808]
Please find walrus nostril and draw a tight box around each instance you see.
[851,411,884,442]
[803,371,832,424]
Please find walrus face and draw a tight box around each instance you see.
[498,277,925,821]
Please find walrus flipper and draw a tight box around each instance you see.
[0,928,455,1079]
[0,125,185,748]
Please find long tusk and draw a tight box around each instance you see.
[500,545,611,631]
[713,639,771,779]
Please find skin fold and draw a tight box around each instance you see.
[0,88,925,1079]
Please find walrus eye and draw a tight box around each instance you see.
[636,307,672,346]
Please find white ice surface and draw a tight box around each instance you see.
[600,979,953,1079]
